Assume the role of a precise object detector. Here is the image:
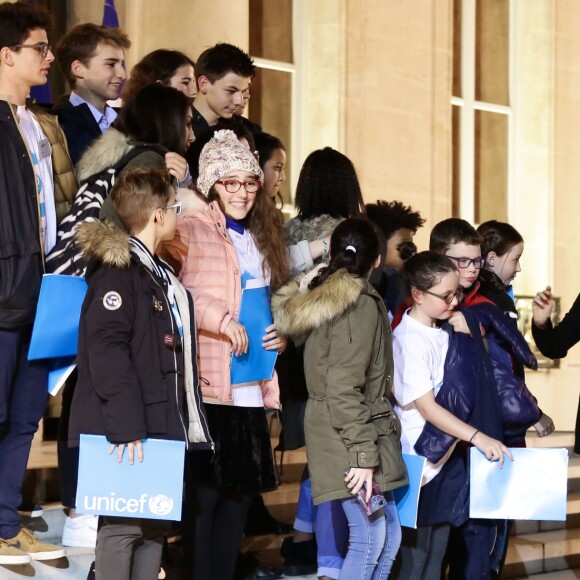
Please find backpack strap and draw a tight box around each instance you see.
[110,142,168,173]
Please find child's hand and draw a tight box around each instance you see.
[534,413,555,437]
[225,319,248,356]
[345,467,374,496]
[471,431,513,468]
[164,152,188,182]
[108,440,144,464]
[448,312,471,335]
[262,324,287,353]
[532,286,553,329]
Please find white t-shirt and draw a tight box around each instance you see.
[17,106,56,253]
[393,310,452,484]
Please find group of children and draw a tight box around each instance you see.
[0,2,558,580]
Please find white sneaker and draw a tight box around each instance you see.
[61,514,98,548]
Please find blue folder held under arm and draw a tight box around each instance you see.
[230,286,277,384]
[28,274,87,360]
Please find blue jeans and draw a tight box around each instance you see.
[338,491,401,580]
[0,328,48,538]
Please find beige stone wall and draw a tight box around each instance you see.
[342,0,453,252]
[66,0,249,72]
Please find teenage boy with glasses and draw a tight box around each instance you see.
[0,0,67,564]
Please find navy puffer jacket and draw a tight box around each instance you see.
[415,303,539,463]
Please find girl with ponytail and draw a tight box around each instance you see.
[273,218,408,579]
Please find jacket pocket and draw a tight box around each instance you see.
[142,384,168,435]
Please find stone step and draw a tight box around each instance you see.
[504,528,580,577]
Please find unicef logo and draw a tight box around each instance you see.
[148,494,174,517]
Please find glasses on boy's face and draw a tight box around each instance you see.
[164,201,183,216]
[11,42,52,59]
[446,256,485,269]
[215,180,260,193]
[424,289,460,305]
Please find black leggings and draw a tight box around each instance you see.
[190,485,253,580]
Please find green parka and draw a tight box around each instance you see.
[273,268,408,504]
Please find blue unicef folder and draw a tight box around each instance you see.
[394,453,426,528]
[469,447,568,521]
[29,274,88,360]
[76,435,185,521]
[230,286,277,385]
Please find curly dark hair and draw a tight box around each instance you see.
[365,200,425,240]
[0,2,52,49]
[294,147,364,220]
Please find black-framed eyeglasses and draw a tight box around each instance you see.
[215,180,260,193]
[424,289,460,305]
[446,256,485,269]
[164,201,183,216]
[12,43,51,58]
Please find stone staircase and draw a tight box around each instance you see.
[4,431,580,579]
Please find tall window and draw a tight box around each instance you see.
[452,0,512,223]
[249,0,295,206]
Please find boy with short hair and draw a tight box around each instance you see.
[366,200,425,315]
[54,23,130,164]
[192,42,256,137]
[0,0,67,564]
[69,168,211,580]
[429,217,488,306]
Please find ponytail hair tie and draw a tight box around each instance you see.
[345,245,357,254]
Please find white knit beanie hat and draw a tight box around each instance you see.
[197,129,263,196]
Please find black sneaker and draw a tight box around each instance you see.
[17,502,43,518]
[281,536,317,576]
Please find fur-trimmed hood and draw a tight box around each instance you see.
[76,221,131,268]
[284,214,344,245]
[76,128,134,182]
[272,267,365,337]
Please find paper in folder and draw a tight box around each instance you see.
[230,286,277,385]
[76,434,185,521]
[469,447,568,521]
[28,274,87,360]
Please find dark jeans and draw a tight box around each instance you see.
[394,523,450,580]
[0,327,48,538]
[57,372,79,508]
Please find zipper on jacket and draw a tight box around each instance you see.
[147,271,189,448]
[347,314,352,344]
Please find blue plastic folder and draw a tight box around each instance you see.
[76,435,185,521]
[47,357,76,396]
[394,453,426,528]
[29,274,87,360]
[469,447,568,521]
[230,286,277,385]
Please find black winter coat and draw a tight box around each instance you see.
[0,101,44,329]
[68,223,211,449]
